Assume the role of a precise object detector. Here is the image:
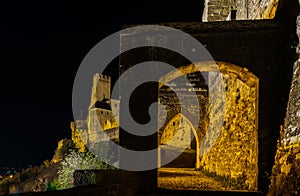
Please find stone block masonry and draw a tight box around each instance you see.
[200,64,259,190]
[203,0,278,21]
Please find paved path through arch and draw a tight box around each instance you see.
[158,168,235,191]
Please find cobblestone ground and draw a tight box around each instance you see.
[158,168,234,191]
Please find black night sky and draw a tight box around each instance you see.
[0,1,205,167]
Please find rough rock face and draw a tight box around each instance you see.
[268,143,300,195]
[200,66,259,191]
[236,0,278,20]
[283,62,300,145]
[202,0,278,21]
[268,14,300,196]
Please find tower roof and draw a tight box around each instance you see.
[90,100,111,110]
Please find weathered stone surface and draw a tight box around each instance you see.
[203,0,278,21]
[158,71,209,150]
[282,15,300,145]
[203,0,233,21]
[160,114,193,149]
[200,66,259,191]
[70,74,120,152]
[122,20,294,193]
[268,144,300,195]
[268,7,300,196]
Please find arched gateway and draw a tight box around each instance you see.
[158,61,259,190]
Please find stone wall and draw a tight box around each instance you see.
[121,20,294,192]
[200,71,226,157]
[236,0,278,20]
[200,65,259,190]
[268,143,300,195]
[72,129,88,152]
[268,13,300,195]
[70,122,87,153]
[90,74,111,104]
[158,72,209,150]
[203,0,278,21]
[160,114,193,149]
[282,56,300,145]
[203,0,233,21]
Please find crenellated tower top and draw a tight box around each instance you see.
[90,73,111,107]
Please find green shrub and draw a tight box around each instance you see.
[90,141,118,168]
[57,149,114,190]
[47,179,58,191]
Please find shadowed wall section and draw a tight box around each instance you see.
[268,9,300,195]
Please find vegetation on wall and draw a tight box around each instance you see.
[57,149,115,190]
[0,137,118,194]
[196,166,249,190]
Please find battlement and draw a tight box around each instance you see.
[91,73,111,105]
[99,74,111,82]
[92,73,111,86]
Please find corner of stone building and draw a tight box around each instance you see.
[268,6,300,194]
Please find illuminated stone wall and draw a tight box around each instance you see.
[268,12,300,195]
[202,0,233,21]
[200,65,258,190]
[282,21,300,145]
[90,74,111,104]
[158,72,209,151]
[236,0,278,20]
[160,114,193,149]
[203,0,278,21]
[70,73,120,151]
[70,122,87,153]
[72,129,88,152]
[199,71,226,157]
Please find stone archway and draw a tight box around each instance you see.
[159,113,201,168]
[158,61,259,190]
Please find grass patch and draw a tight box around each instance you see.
[196,166,249,190]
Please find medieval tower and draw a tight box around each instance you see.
[71,73,119,151]
[90,73,111,105]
